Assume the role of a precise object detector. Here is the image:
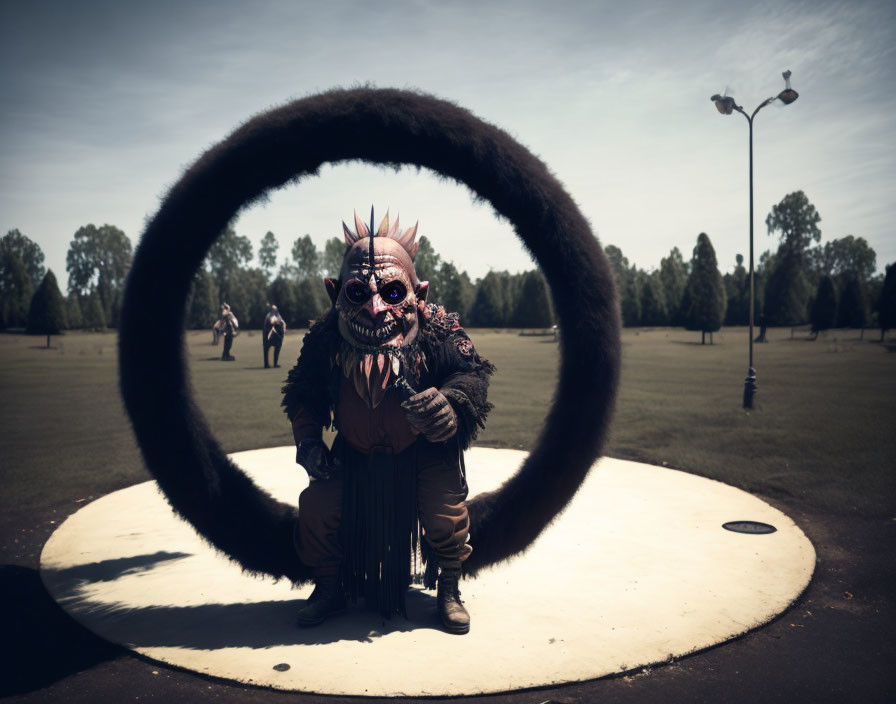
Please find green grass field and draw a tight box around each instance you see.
[1,325,893,522]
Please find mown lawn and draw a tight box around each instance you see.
[0,325,893,521]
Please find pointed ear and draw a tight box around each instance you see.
[415,281,429,302]
[324,278,340,305]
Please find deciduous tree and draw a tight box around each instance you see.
[812,235,876,282]
[1,229,45,289]
[762,192,821,329]
[65,224,132,327]
[291,234,320,279]
[227,268,269,328]
[207,226,252,302]
[258,231,279,278]
[186,270,219,329]
[414,236,442,300]
[0,251,33,328]
[321,237,345,279]
[766,190,821,258]
[438,261,474,321]
[659,247,688,325]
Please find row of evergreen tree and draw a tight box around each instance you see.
[2,189,895,341]
[607,191,896,339]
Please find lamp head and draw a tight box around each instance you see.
[711,94,736,115]
[777,70,799,105]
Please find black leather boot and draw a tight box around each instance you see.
[295,576,346,627]
[437,561,470,634]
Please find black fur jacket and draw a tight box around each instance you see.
[281,304,495,451]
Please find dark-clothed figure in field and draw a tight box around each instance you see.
[282,209,493,634]
[263,304,286,368]
[218,303,239,361]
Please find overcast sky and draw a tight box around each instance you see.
[1,0,894,290]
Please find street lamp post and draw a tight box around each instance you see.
[711,70,799,410]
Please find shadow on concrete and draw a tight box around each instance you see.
[48,550,192,584]
[0,564,123,697]
[40,552,441,651]
[40,591,442,650]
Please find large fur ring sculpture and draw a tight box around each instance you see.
[119,87,621,582]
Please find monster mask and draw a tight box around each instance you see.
[325,209,429,407]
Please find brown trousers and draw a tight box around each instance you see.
[296,439,471,577]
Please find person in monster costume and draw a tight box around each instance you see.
[263,304,286,368]
[218,303,239,361]
[282,208,493,634]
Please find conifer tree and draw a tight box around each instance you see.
[659,247,688,325]
[512,270,554,328]
[682,233,726,344]
[438,261,474,321]
[186,270,219,329]
[293,278,329,327]
[26,270,67,347]
[838,275,869,338]
[83,290,107,331]
[764,252,809,327]
[639,271,668,326]
[469,271,506,327]
[66,293,84,330]
[879,263,896,342]
[268,276,298,327]
[809,275,837,338]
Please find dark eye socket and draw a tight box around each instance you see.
[344,280,369,305]
[379,280,407,304]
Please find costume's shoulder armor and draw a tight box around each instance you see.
[419,303,495,450]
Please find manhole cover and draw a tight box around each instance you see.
[723,520,777,534]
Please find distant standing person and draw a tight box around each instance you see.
[219,303,239,361]
[263,304,286,368]
[755,313,768,344]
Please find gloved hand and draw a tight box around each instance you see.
[296,438,337,480]
[401,386,457,442]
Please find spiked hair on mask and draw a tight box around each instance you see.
[326,207,429,407]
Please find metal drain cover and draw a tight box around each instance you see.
[722,520,777,534]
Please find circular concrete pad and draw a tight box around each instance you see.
[41,448,815,696]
